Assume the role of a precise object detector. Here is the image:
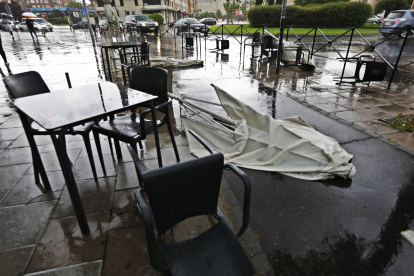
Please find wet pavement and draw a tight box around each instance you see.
[0,26,414,275]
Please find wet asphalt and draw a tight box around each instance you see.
[0,26,414,275]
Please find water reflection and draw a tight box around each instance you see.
[271,178,414,275]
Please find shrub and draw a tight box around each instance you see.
[149,13,164,25]
[247,1,372,28]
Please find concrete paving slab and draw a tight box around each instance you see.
[24,260,103,276]
[333,111,373,123]
[52,177,115,218]
[0,128,23,141]
[26,212,109,273]
[0,140,12,149]
[103,226,168,276]
[0,146,44,167]
[0,190,10,204]
[0,163,31,190]
[0,245,35,276]
[115,162,139,191]
[0,200,56,251]
[1,172,64,207]
[383,132,414,150]
[108,189,143,230]
[354,120,401,135]
[73,154,117,181]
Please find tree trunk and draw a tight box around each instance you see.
[411,0,414,9]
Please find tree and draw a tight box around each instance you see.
[294,0,348,5]
[216,9,223,19]
[52,9,65,18]
[66,1,82,8]
[374,0,411,18]
[0,1,23,21]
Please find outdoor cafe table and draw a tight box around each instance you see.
[98,41,141,83]
[12,82,158,235]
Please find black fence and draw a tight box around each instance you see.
[160,24,414,88]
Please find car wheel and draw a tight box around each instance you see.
[382,33,389,37]
[372,21,377,24]
[398,27,410,38]
[19,28,23,32]
[35,28,39,32]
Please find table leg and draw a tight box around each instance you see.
[50,128,90,234]
[100,47,107,81]
[118,49,127,86]
[105,48,112,82]
[18,111,51,191]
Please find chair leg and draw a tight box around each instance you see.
[166,114,180,163]
[82,133,98,180]
[32,156,40,184]
[129,142,138,153]
[138,140,143,150]
[93,131,106,175]
[114,138,123,159]
[107,137,114,155]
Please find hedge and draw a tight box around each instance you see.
[149,13,164,25]
[48,17,69,24]
[247,2,372,28]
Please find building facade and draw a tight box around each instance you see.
[92,0,192,23]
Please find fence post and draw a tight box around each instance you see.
[311,28,317,58]
[339,28,355,85]
[276,0,287,74]
[286,26,289,41]
[387,27,410,89]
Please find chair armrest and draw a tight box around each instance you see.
[223,163,251,238]
[154,98,172,112]
[130,53,149,64]
[189,130,219,154]
[134,188,169,271]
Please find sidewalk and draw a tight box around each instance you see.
[1,27,414,275]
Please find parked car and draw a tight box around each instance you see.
[16,21,48,32]
[380,9,414,38]
[367,15,382,24]
[199,18,217,25]
[22,18,53,31]
[125,14,158,34]
[99,19,108,27]
[174,18,209,34]
[168,20,176,28]
[73,20,97,30]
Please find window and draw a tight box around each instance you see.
[46,4,49,7]
[134,0,138,5]
[143,0,161,5]
[132,11,135,15]
[97,0,115,7]
[30,0,34,2]
[120,0,123,6]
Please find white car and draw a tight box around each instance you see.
[22,18,53,31]
[16,21,48,32]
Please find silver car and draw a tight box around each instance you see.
[16,21,48,32]
[22,18,53,31]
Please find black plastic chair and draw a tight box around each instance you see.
[244,32,263,59]
[260,35,281,61]
[121,42,151,86]
[92,66,180,168]
[129,130,253,275]
[335,55,388,85]
[3,71,105,184]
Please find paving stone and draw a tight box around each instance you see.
[161,145,194,167]
[250,252,276,276]
[301,96,331,105]
[9,133,53,148]
[0,140,12,149]
[0,200,56,250]
[354,120,401,135]
[115,162,139,191]
[52,177,115,218]
[0,127,23,141]
[0,190,10,204]
[0,146,44,167]
[0,117,22,128]
[103,226,168,276]
[0,245,36,276]
[26,212,109,273]
[108,189,143,230]
[1,171,65,207]
[0,163,31,190]
[313,102,348,113]
[383,132,414,150]
[333,111,374,123]
[24,260,103,276]
[73,154,117,181]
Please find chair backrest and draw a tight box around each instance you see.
[262,35,273,49]
[252,32,262,43]
[3,71,50,99]
[356,61,388,82]
[140,42,150,61]
[141,152,224,235]
[130,66,168,104]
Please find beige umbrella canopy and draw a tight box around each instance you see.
[22,12,37,18]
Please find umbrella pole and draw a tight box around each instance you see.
[82,0,96,47]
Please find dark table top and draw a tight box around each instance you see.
[12,82,157,130]
[98,41,140,49]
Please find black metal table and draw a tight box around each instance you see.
[12,82,157,235]
[99,41,140,84]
